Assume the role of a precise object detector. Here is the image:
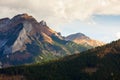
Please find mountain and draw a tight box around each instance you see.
[0,13,90,68]
[0,39,120,80]
[65,33,104,47]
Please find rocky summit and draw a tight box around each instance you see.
[65,33,104,48]
[0,13,92,68]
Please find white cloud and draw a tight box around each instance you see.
[0,0,120,25]
[115,32,120,39]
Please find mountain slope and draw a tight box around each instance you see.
[65,33,104,47]
[0,39,119,80]
[0,13,89,68]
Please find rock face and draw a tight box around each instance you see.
[65,33,105,48]
[0,14,59,54]
[0,14,89,67]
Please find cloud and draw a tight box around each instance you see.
[0,0,120,25]
[115,32,120,39]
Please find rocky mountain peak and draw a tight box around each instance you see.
[0,18,10,28]
[20,13,31,18]
[39,20,47,26]
[0,18,10,23]
[75,33,85,36]
[11,13,37,23]
[0,14,36,33]
[13,13,33,19]
[65,33,90,41]
[65,33,105,47]
[0,13,60,54]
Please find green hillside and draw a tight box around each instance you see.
[0,39,120,80]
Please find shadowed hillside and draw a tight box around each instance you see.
[0,39,120,80]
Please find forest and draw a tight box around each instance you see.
[0,39,120,80]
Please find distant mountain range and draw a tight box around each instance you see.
[0,39,119,80]
[0,13,104,68]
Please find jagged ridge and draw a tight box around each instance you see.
[0,13,89,68]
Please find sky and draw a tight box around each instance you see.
[0,0,120,43]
